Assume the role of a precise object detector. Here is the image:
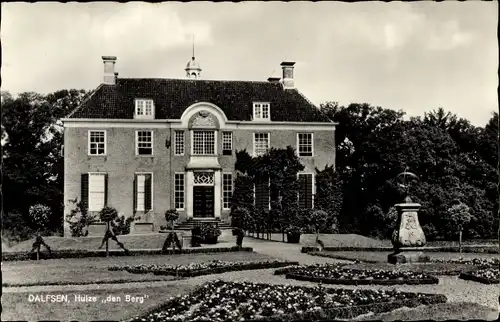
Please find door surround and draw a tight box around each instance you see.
[186,170,221,219]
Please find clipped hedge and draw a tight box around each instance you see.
[285,273,440,285]
[301,245,498,253]
[2,246,253,262]
[459,272,499,284]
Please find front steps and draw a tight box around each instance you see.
[175,218,233,231]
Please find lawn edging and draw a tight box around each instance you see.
[459,272,499,284]
[2,246,253,261]
[285,273,440,285]
[301,245,498,254]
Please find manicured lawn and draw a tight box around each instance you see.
[1,283,196,321]
[2,252,277,287]
[354,302,499,321]
[4,232,236,252]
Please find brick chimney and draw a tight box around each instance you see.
[281,61,295,89]
[102,56,117,85]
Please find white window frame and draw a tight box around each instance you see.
[88,130,107,156]
[222,173,233,210]
[297,133,314,157]
[222,132,233,154]
[174,131,185,156]
[134,99,155,119]
[135,172,154,212]
[174,172,185,210]
[135,130,154,156]
[88,172,106,212]
[191,130,217,155]
[253,102,271,121]
[297,172,315,209]
[253,132,270,157]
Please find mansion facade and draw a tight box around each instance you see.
[62,55,337,236]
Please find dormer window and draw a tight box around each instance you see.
[135,99,154,119]
[253,102,270,121]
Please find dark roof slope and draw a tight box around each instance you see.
[69,78,331,122]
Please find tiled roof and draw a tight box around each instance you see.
[69,78,331,122]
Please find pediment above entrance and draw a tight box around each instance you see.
[180,102,228,129]
[189,111,219,129]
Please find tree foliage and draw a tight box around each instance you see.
[2,89,89,239]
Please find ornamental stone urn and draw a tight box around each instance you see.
[388,171,430,264]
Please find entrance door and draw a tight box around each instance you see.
[193,186,215,218]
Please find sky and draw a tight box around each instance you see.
[1,2,498,127]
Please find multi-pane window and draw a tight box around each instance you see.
[254,133,270,157]
[89,173,106,212]
[192,131,215,155]
[222,132,232,155]
[136,131,153,155]
[88,131,106,155]
[174,173,185,210]
[297,133,313,157]
[254,176,270,210]
[298,173,314,209]
[135,173,152,212]
[174,131,185,155]
[222,173,233,209]
[135,99,154,117]
[253,102,270,120]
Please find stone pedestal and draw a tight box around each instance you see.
[388,202,429,264]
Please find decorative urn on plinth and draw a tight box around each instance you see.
[388,171,430,264]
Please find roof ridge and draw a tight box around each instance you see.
[66,83,104,118]
[118,77,277,84]
[295,88,334,123]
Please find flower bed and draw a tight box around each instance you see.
[2,246,253,261]
[110,260,299,277]
[127,280,447,322]
[281,263,439,285]
[430,257,499,268]
[459,268,499,284]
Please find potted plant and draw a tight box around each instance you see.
[200,223,222,244]
[285,226,302,244]
[164,209,179,231]
[162,209,181,252]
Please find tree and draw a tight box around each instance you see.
[2,89,89,240]
[315,165,343,232]
[306,209,329,244]
[444,202,473,252]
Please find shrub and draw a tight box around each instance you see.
[285,226,303,235]
[99,206,118,222]
[164,209,179,230]
[65,199,97,237]
[111,215,136,236]
[29,204,51,230]
[200,223,221,240]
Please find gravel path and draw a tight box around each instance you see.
[3,238,498,311]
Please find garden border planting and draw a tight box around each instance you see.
[2,246,253,261]
[285,272,440,285]
[307,251,379,263]
[127,280,447,322]
[112,260,300,277]
[459,272,499,284]
[301,245,498,254]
